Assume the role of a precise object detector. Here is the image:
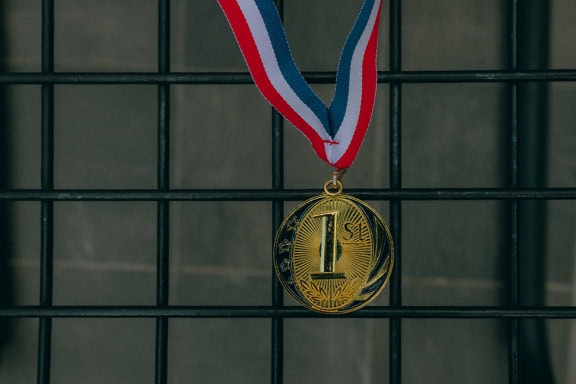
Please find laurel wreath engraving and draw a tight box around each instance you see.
[300,278,362,307]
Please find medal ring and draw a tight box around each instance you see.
[324,180,343,195]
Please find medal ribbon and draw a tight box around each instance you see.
[218,0,382,169]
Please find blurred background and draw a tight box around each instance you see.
[1,0,576,383]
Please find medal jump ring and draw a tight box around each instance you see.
[324,180,343,195]
[332,168,348,186]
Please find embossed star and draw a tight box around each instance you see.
[279,258,291,272]
[277,239,291,253]
[286,216,300,231]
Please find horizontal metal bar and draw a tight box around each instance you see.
[0,72,256,85]
[1,70,576,85]
[0,188,575,202]
[1,305,576,319]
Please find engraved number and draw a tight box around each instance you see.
[311,211,345,280]
[314,211,338,273]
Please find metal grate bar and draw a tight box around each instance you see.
[2,70,576,85]
[388,0,402,382]
[271,3,284,384]
[155,1,171,383]
[517,1,554,382]
[271,106,285,384]
[507,1,520,383]
[271,110,285,384]
[37,1,55,383]
[2,188,576,202]
[4,305,576,319]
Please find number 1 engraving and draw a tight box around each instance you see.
[311,211,346,280]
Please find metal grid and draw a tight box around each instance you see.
[1,0,576,383]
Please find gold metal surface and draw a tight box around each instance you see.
[273,181,394,314]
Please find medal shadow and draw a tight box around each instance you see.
[0,6,15,362]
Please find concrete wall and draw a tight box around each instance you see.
[1,0,576,383]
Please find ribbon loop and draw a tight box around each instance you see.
[218,0,382,168]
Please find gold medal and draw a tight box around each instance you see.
[273,179,394,314]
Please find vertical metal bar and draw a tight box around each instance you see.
[506,1,519,383]
[271,4,284,384]
[388,0,402,383]
[155,1,171,383]
[38,1,54,383]
[516,1,553,383]
[271,108,284,384]
[0,3,14,361]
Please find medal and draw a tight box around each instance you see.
[218,0,393,313]
[274,178,393,314]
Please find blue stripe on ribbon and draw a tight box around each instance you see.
[329,0,376,136]
[254,0,330,133]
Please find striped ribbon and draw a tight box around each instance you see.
[218,0,382,169]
